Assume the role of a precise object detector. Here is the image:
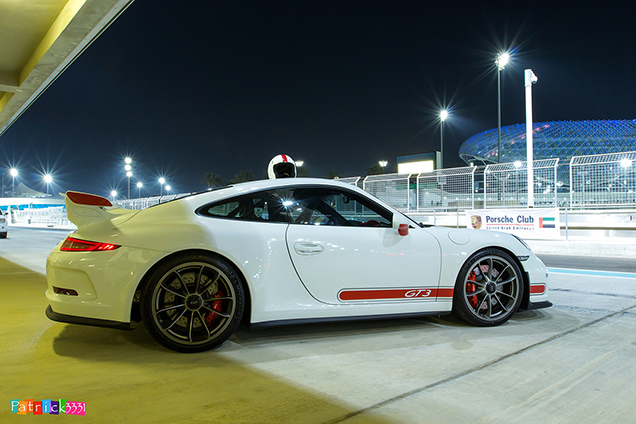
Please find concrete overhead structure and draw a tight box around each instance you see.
[0,0,135,136]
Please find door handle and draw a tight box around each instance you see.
[294,242,325,255]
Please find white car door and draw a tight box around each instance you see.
[282,187,442,305]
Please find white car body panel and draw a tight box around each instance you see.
[287,224,442,304]
[46,178,549,331]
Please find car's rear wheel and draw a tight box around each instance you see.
[453,249,523,326]
[141,254,244,352]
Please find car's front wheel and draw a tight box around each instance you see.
[453,249,523,326]
[141,254,245,352]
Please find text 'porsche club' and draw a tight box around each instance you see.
[45,177,550,352]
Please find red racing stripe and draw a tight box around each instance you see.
[339,288,454,301]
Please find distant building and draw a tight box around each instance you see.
[458,119,636,185]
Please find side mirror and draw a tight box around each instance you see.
[392,214,410,236]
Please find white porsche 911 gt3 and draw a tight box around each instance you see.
[46,178,550,352]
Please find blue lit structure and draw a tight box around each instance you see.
[458,120,636,185]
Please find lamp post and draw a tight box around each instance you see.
[124,157,132,199]
[496,52,510,163]
[159,177,165,196]
[44,174,52,195]
[525,68,538,208]
[10,168,17,197]
[439,109,448,169]
[137,181,143,197]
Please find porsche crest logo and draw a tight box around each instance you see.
[470,215,482,229]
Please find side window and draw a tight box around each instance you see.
[280,187,392,227]
[198,190,287,223]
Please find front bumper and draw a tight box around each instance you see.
[522,253,551,309]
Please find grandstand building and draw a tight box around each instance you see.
[458,119,636,186]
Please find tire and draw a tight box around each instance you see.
[141,253,245,353]
[453,249,523,326]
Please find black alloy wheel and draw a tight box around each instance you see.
[141,254,245,353]
[453,249,523,326]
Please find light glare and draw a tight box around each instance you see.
[496,52,510,70]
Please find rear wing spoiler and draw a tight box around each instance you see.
[65,191,136,229]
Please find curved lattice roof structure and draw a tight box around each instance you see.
[459,119,636,166]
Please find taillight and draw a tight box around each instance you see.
[60,237,121,252]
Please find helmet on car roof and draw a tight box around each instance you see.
[267,154,297,179]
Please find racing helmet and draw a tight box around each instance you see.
[267,154,297,179]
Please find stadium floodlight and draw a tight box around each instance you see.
[136,181,143,197]
[165,185,171,194]
[110,190,117,200]
[378,160,388,167]
[124,158,134,199]
[10,168,17,197]
[496,52,510,70]
[159,177,166,196]
[620,158,633,168]
[44,174,53,195]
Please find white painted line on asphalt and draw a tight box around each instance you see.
[548,268,636,279]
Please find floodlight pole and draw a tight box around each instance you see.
[497,68,502,164]
[525,69,538,208]
[496,53,510,164]
[439,109,448,170]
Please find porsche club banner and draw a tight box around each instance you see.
[466,208,560,239]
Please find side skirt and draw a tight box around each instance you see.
[250,310,452,330]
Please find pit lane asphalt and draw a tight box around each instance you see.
[2,227,636,423]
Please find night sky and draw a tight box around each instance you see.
[2,1,635,197]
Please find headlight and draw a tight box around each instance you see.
[511,234,531,251]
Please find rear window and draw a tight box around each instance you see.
[197,190,288,223]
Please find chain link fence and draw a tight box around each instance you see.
[570,151,636,209]
[416,166,476,211]
[9,151,636,229]
[362,173,413,212]
[484,159,559,209]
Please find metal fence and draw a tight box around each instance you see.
[11,206,71,227]
[416,166,476,211]
[570,150,636,209]
[116,193,190,210]
[362,173,412,212]
[484,159,559,209]
[11,152,633,231]
[336,176,362,187]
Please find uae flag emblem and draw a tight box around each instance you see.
[539,217,555,228]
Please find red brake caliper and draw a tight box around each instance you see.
[467,270,479,308]
[205,290,224,326]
